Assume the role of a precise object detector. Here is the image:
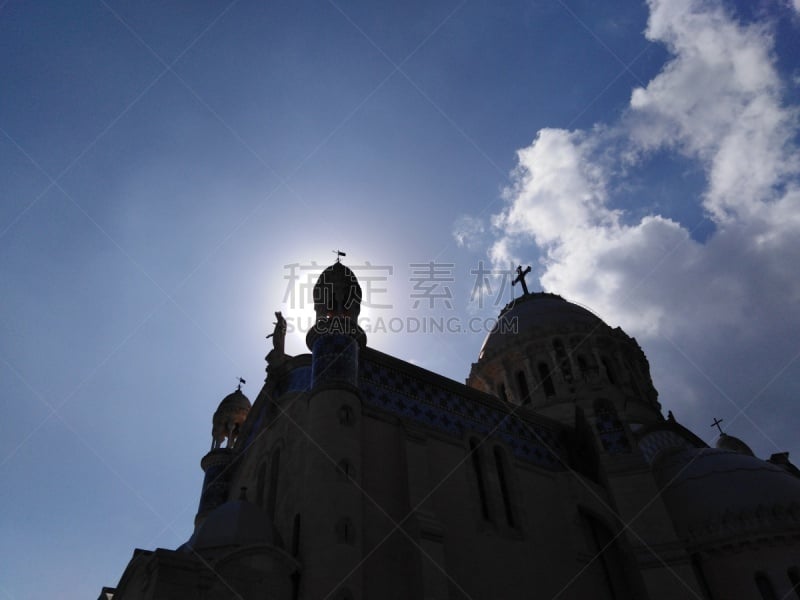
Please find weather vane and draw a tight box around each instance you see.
[333,249,346,263]
[236,377,246,390]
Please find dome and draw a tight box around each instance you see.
[652,447,800,539]
[186,500,285,551]
[212,388,251,449]
[715,432,754,456]
[478,292,603,360]
[313,261,362,321]
[217,388,251,412]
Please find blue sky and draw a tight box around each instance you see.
[2,1,800,598]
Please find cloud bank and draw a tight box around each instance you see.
[479,0,800,450]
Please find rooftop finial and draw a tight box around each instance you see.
[333,249,346,263]
[236,377,246,391]
[710,417,724,435]
[512,265,531,296]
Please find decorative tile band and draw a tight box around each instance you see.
[312,334,358,387]
[359,358,565,470]
[594,401,631,454]
[638,429,694,463]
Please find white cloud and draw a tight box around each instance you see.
[452,214,486,250]
[627,0,797,223]
[484,0,800,454]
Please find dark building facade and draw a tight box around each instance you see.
[101,260,800,599]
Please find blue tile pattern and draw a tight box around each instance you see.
[638,429,694,463]
[275,366,312,396]
[594,401,631,454]
[312,334,358,387]
[359,358,565,470]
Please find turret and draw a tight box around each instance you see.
[194,385,251,527]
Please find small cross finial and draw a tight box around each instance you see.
[512,265,532,296]
[333,249,346,263]
[711,417,724,435]
[236,377,246,390]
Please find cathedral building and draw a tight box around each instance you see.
[101,260,800,599]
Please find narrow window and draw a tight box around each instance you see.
[538,363,555,397]
[755,572,777,600]
[602,357,617,385]
[788,567,800,598]
[337,459,353,481]
[256,461,267,507]
[291,514,301,600]
[338,405,353,425]
[690,553,713,600]
[267,448,280,521]
[582,512,633,599]
[291,514,301,557]
[498,383,508,403]
[336,517,355,544]
[516,371,531,404]
[494,447,515,528]
[470,438,490,521]
[292,572,300,600]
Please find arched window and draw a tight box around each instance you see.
[553,339,573,381]
[624,359,642,396]
[469,438,490,521]
[516,371,531,404]
[498,383,508,403]
[267,448,280,521]
[538,362,555,397]
[578,353,599,380]
[494,446,515,528]
[577,355,588,373]
[755,572,777,600]
[602,357,617,385]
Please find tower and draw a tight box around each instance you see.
[196,385,251,526]
[299,260,367,599]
